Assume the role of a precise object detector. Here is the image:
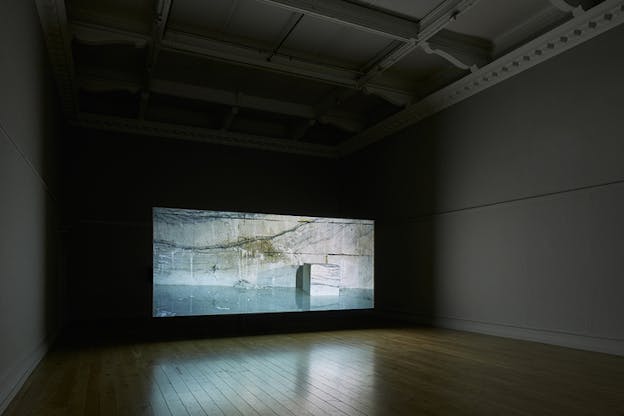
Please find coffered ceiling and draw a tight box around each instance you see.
[35,0,624,157]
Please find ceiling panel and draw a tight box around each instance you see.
[282,14,396,70]
[155,50,337,106]
[224,0,299,46]
[447,0,553,40]
[350,0,443,20]
[306,123,349,145]
[67,0,153,34]
[335,93,400,126]
[169,0,297,49]
[147,93,228,129]
[231,108,294,138]
[79,90,140,118]
[168,0,235,35]
[386,47,453,80]
[73,43,146,84]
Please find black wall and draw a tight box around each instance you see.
[62,128,373,336]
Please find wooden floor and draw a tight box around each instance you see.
[5,327,624,415]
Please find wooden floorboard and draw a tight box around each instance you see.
[4,327,624,415]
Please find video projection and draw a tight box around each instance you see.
[153,208,374,316]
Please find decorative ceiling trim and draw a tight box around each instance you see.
[70,113,339,158]
[550,0,586,17]
[425,30,492,68]
[355,0,481,88]
[35,0,77,116]
[421,41,477,71]
[339,0,624,156]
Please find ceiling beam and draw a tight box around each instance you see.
[152,79,367,132]
[418,0,479,39]
[221,107,239,131]
[161,30,414,105]
[340,0,624,155]
[140,0,172,119]
[72,21,150,47]
[254,0,419,41]
[69,20,414,107]
[139,92,150,120]
[222,0,240,33]
[78,76,141,94]
[76,75,366,133]
[356,0,481,88]
[362,87,413,107]
[313,0,482,124]
[319,113,365,133]
[35,0,77,115]
[356,40,419,88]
[292,119,316,141]
[151,79,316,119]
[268,12,305,62]
[70,113,338,158]
[162,30,351,87]
[147,0,172,72]
[253,0,481,89]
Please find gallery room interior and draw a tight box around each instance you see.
[1,0,623,414]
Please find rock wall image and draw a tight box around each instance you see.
[153,208,374,291]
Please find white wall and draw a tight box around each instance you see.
[352,24,624,355]
[0,0,62,412]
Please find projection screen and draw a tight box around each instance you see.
[153,208,374,316]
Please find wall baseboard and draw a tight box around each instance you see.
[0,334,55,415]
[379,311,624,356]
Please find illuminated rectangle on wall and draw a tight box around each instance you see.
[153,208,374,316]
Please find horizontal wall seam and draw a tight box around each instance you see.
[0,118,58,204]
[379,309,624,341]
[379,309,624,344]
[433,314,624,342]
[390,178,624,222]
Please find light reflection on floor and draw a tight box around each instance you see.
[153,284,374,316]
[147,334,379,415]
[10,328,621,415]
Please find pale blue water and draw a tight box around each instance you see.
[153,285,373,316]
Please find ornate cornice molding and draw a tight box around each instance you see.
[340,0,624,156]
[70,114,339,158]
[35,0,76,116]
